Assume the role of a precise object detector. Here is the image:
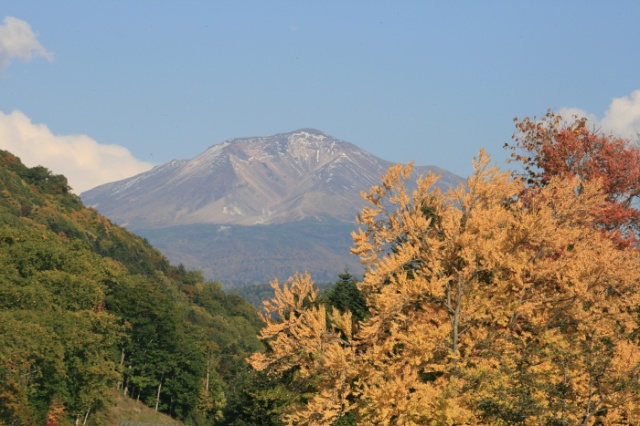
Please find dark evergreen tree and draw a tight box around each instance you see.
[322,270,368,323]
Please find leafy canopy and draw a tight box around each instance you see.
[505,111,640,246]
[250,150,640,425]
[0,151,264,426]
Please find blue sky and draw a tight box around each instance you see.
[1,1,640,193]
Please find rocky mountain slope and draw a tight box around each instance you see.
[82,129,462,285]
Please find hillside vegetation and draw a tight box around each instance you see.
[0,150,266,425]
[98,391,185,426]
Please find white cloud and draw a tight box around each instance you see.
[0,110,154,193]
[0,16,53,70]
[599,90,640,140]
[560,90,640,140]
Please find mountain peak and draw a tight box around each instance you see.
[82,131,462,228]
[226,128,328,143]
[290,128,327,136]
[80,131,463,284]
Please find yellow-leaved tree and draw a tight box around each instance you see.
[248,150,640,425]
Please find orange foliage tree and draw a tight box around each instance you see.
[249,151,640,425]
[505,111,640,246]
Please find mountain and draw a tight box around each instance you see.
[82,129,463,285]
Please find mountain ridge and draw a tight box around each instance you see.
[81,129,463,285]
[83,129,461,228]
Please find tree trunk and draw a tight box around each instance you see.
[155,374,164,412]
[117,348,126,390]
[205,350,211,392]
[123,364,131,396]
[446,275,464,358]
[82,407,91,426]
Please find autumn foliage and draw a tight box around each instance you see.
[506,111,640,246]
[249,150,640,425]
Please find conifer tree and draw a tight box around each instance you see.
[321,270,368,324]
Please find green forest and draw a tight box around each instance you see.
[3,113,640,425]
[0,149,284,425]
[0,147,365,426]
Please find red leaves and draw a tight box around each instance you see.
[506,111,640,246]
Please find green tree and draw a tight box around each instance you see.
[321,270,368,324]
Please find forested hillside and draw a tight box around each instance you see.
[0,150,266,425]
